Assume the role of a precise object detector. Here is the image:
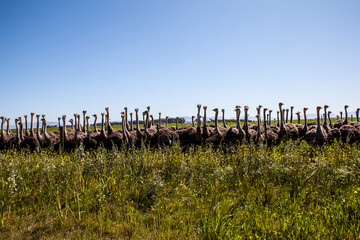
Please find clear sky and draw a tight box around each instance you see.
[1,0,359,122]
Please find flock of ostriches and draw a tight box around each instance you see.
[1,103,360,151]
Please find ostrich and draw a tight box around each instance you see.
[225,106,245,143]
[82,110,87,132]
[340,111,343,121]
[134,108,145,145]
[263,108,278,144]
[83,116,98,149]
[40,116,52,148]
[243,106,256,140]
[304,106,327,144]
[24,115,30,136]
[221,109,227,128]
[130,112,134,131]
[290,106,294,123]
[208,108,226,145]
[166,116,169,127]
[107,113,124,149]
[327,111,340,141]
[20,116,40,151]
[295,111,306,138]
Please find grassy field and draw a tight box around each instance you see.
[1,141,360,239]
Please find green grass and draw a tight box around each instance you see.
[1,141,360,239]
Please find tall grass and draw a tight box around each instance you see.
[0,141,359,239]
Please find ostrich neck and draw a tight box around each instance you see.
[257,117,261,138]
[280,106,284,130]
[215,111,219,133]
[101,115,105,133]
[7,120,10,135]
[36,117,40,139]
[297,115,300,124]
[63,118,68,139]
[136,112,141,134]
[25,117,29,134]
[94,117,97,132]
[323,108,328,126]
[203,110,207,129]
[243,109,248,131]
[316,109,321,134]
[130,114,133,130]
[236,111,240,129]
[269,112,272,125]
[19,122,23,140]
[328,113,333,128]
[357,110,359,122]
[1,119,4,138]
[222,111,226,128]
[15,122,19,141]
[304,112,307,127]
[86,119,90,138]
[344,108,348,124]
[83,113,86,132]
[290,108,293,123]
[277,112,279,126]
[30,115,34,136]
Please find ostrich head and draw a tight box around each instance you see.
[92,114,97,118]
[303,107,308,113]
[344,105,349,110]
[135,108,139,113]
[83,110,87,115]
[212,108,218,113]
[324,105,329,110]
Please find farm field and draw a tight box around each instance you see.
[1,141,360,239]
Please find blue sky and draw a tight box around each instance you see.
[1,0,359,121]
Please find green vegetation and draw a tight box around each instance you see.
[1,141,360,239]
